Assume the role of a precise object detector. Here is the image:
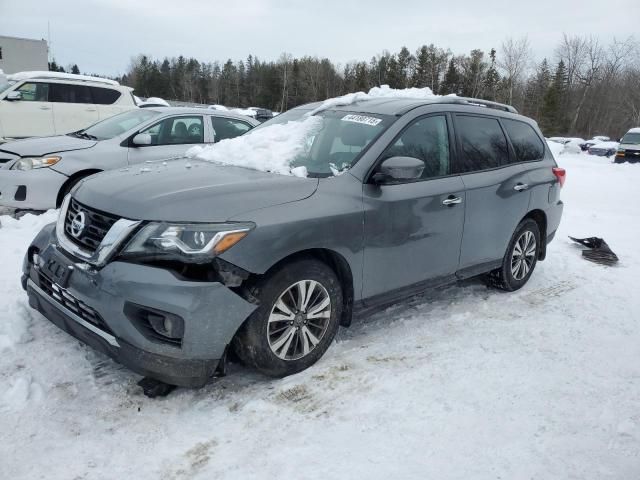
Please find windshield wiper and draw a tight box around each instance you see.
[71,130,98,141]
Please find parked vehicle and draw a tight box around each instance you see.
[615,127,640,163]
[588,141,619,157]
[0,107,258,211]
[0,71,138,143]
[580,136,610,151]
[22,96,564,388]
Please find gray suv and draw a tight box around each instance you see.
[22,96,565,388]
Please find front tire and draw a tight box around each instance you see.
[489,219,541,291]
[233,258,343,377]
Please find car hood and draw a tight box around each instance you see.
[0,135,97,157]
[620,142,640,150]
[73,158,319,222]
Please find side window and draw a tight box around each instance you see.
[211,117,252,142]
[90,87,121,105]
[16,82,49,102]
[502,119,545,162]
[382,115,450,179]
[49,83,92,104]
[456,115,509,172]
[140,116,204,145]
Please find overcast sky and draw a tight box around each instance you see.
[1,0,638,76]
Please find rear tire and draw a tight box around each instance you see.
[489,219,540,291]
[232,258,343,377]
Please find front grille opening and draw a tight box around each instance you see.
[36,271,113,335]
[64,198,120,253]
[124,302,184,348]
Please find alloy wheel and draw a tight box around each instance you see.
[267,280,332,361]
[511,230,537,281]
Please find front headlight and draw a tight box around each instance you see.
[12,156,62,171]
[123,222,254,260]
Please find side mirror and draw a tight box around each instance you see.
[6,91,22,101]
[132,133,152,146]
[372,156,425,184]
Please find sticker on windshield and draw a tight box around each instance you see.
[341,114,382,126]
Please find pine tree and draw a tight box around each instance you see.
[539,60,568,135]
[483,49,500,101]
[440,59,460,95]
[71,64,80,75]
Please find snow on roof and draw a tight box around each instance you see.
[307,84,443,116]
[7,71,120,87]
[627,127,640,133]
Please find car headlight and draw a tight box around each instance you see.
[123,222,254,260]
[12,156,62,171]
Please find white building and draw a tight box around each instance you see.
[0,35,48,74]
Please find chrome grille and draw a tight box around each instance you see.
[64,198,120,252]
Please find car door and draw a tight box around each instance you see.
[453,114,532,274]
[127,115,206,164]
[361,114,466,300]
[1,82,54,137]
[50,83,100,134]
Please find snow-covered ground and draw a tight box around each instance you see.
[1,153,639,479]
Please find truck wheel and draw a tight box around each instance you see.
[233,258,342,377]
[489,219,540,291]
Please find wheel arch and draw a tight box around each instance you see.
[56,169,102,207]
[522,209,547,260]
[252,248,355,327]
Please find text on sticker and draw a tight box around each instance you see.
[341,114,382,126]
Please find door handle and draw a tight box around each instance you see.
[39,106,51,110]
[514,183,529,191]
[442,196,462,206]
[86,108,97,112]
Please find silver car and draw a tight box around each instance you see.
[0,107,258,211]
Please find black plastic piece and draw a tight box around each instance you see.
[569,236,619,266]
[14,185,26,201]
[138,377,176,398]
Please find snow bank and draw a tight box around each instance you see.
[546,139,564,160]
[308,84,443,116]
[186,116,323,176]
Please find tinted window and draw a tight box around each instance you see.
[16,82,48,102]
[211,117,252,142]
[49,83,92,104]
[90,87,121,105]
[383,115,450,179]
[502,119,544,162]
[456,115,509,172]
[140,116,204,145]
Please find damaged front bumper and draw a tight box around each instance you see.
[23,223,257,387]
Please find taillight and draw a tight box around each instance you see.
[552,167,566,187]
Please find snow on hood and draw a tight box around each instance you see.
[307,84,444,116]
[186,116,323,177]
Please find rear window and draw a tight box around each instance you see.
[502,119,545,162]
[456,115,509,172]
[49,83,92,104]
[90,87,121,105]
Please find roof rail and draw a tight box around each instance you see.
[437,96,518,114]
[7,71,120,87]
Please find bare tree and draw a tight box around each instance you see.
[499,36,532,105]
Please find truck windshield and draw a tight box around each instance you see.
[621,132,640,144]
[79,109,161,140]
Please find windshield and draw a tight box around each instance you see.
[621,132,640,144]
[78,109,160,140]
[0,79,16,95]
[248,109,394,176]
